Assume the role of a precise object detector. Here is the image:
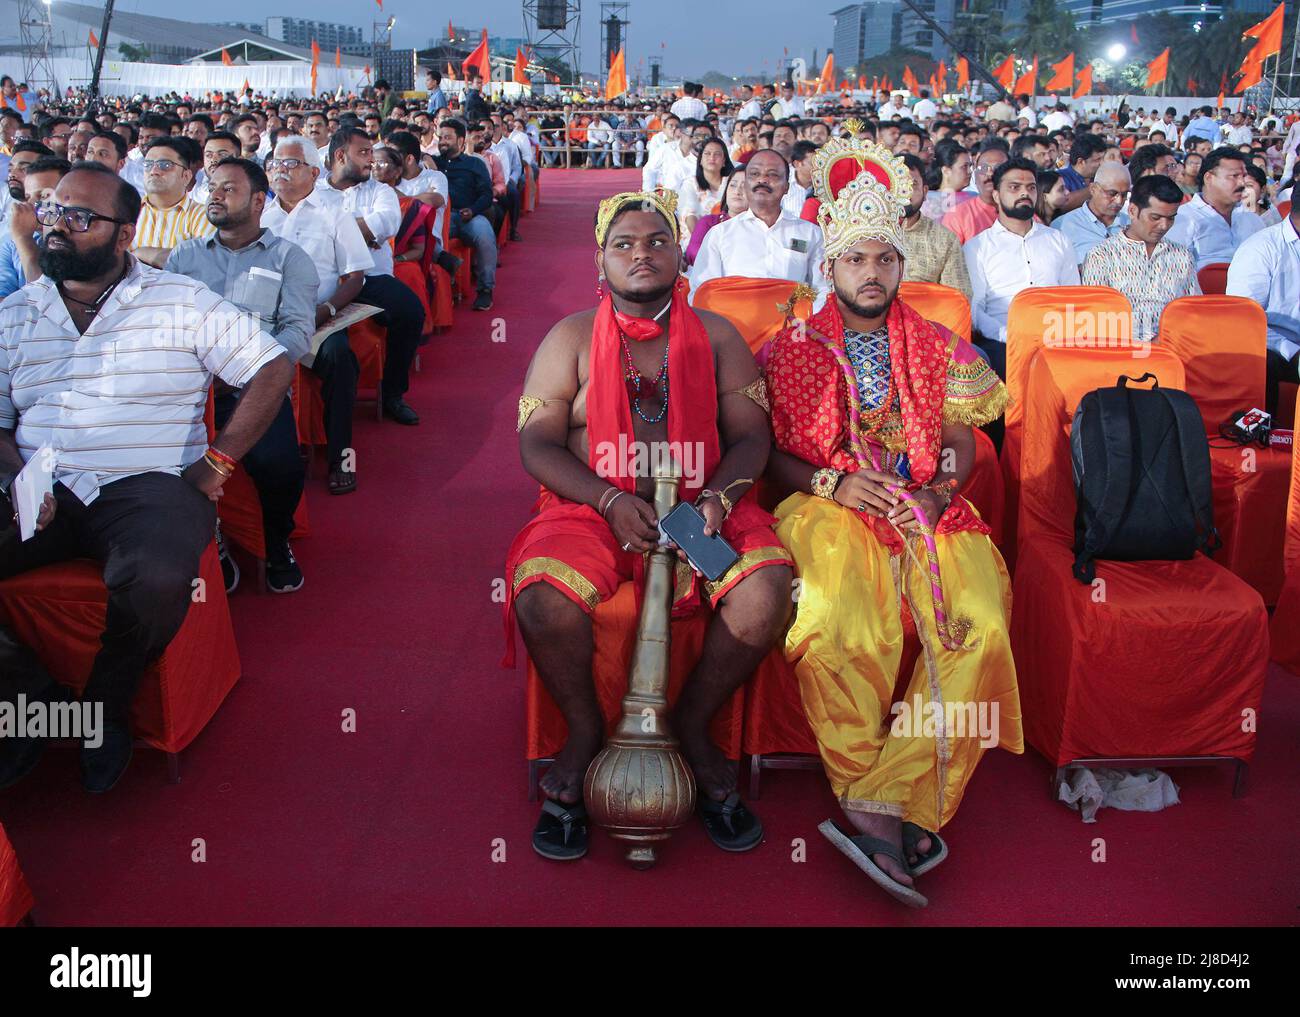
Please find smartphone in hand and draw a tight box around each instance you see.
[658,502,740,582]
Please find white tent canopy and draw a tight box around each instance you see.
[50,57,365,98]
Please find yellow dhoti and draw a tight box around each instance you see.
[775,492,1023,832]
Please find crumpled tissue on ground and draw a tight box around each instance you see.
[1056,767,1181,823]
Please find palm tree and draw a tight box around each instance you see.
[1010,0,1080,61]
[950,0,1005,69]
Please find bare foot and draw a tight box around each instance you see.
[905,828,932,868]
[540,725,602,805]
[677,724,736,803]
[844,810,914,887]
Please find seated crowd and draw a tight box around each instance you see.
[0,68,539,794]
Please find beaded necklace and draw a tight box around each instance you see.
[620,332,670,423]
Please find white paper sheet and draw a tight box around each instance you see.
[13,445,55,541]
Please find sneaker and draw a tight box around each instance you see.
[473,289,494,311]
[216,521,239,594]
[266,541,305,594]
[382,397,420,425]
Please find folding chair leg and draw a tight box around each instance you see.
[1233,760,1249,798]
[528,758,552,803]
[749,754,762,800]
[167,752,182,785]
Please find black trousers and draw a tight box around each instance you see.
[311,273,423,464]
[504,180,522,236]
[0,472,215,724]
[972,333,1007,454]
[1265,348,1300,419]
[214,391,304,548]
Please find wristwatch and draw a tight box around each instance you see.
[324,301,338,318]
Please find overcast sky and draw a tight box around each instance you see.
[116,0,830,77]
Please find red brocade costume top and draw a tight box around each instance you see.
[766,297,1007,555]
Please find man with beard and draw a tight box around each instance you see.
[85,132,128,175]
[191,131,239,207]
[0,161,292,792]
[324,126,423,426]
[688,149,830,304]
[166,158,319,593]
[764,140,1019,909]
[964,156,1080,379]
[897,153,970,297]
[260,135,372,495]
[1166,147,1266,269]
[1,154,67,298]
[434,118,497,311]
[0,141,52,226]
[131,135,214,268]
[506,190,794,861]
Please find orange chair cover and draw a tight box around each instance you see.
[691,276,812,360]
[525,582,744,760]
[432,210,454,330]
[1159,295,1287,602]
[899,280,972,342]
[1197,262,1229,296]
[217,465,312,561]
[0,544,241,754]
[447,238,475,300]
[1269,387,1300,671]
[0,823,33,927]
[1012,346,1267,766]
[395,260,434,340]
[293,320,387,448]
[1003,285,1133,562]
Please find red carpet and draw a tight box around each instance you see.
[2,169,1298,926]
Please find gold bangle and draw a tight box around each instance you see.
[203,452,234,478]
[811,468,842,501]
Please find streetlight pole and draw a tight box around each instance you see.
[89,0,117,110]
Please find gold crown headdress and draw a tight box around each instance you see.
[595,189,680,247]
[811,121,912,275]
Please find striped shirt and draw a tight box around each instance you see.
[131,193,216,251]
[0,257,285,504]
[1081,231,1200,343]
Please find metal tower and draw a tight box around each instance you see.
[522,0,581,83]
[18,0,59,98]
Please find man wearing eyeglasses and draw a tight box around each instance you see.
[0,162,292,793]
[1051,161,1132,266]
[130,135,214,268]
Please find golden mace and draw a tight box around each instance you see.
[584,462,697,869]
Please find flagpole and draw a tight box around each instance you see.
[88,0,116,111]
[896,0,1009,100]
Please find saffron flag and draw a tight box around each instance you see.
[935,59,947,92]
[1236,39,1266,94]
[992,53,1016,90]
[1073,61,1093,100]
[1131,24,1139,45]
[956,57,969,91]
[514,48,530,85]
[463,30,489,77]
[221,49,233,67]
[816,51,834,94]
[1187,77,1198,93]
[448,20,455,42]
[606,47,628,100]
[1146,48,1169,90]
[858,75,866,90]
[376,0,382,9]
[242,78,250,94]
[335,46,341,69]
[310,39,319,96]
[1218,71,1227,109]
[1012,55,1038,96]
[446,63,455,79]
[1046,53,1074,92]
[1243,3,1285,59]
[88,29,99,49]
[903,65,919,94]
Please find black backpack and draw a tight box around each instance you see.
[1071,373,1221,584]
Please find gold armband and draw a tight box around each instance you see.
[721,377,770,413]
[811,468,843,501]
[517,395,569,432]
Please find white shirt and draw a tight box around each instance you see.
[1223,124,1254,146]
[120,149,145,193]
[510,128,536,168]
[773,95,805,118]
[912,98,939,122]
[877,101,906,119]
[491,136,523,184]
[670,96,709,123]
[261,186,373,302]
[1227,215,1300,362]
[0,258,284,505]
[397,167,449,240]
[677,180,722,230]
[643,142,695,193]
[964,219,1082,341]
[332,177,400,277]
[1165,193,1266,270]
[688,208,830,305]
[1017,105,1038,128]
[738,97,762,120]
[1042,110,1074,132]
[782,166,811,218]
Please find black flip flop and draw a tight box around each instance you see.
[698,791,764,852]
[532,799,589,861]
[818,820,928,908]
[901,822,949,878]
